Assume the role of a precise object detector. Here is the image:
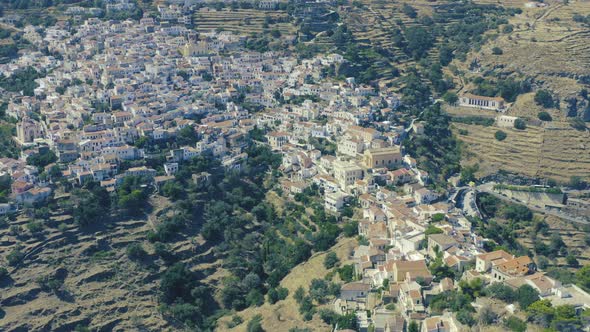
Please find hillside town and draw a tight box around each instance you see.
[1,5,590,332]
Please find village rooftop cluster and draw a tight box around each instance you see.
[0,8,589,332]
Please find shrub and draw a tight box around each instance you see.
[538,111,552,121]
[268,287,289,304]
[0,266,8,279]
[570,118,587,131]
[294,286,306,303]
[514,118,526,130]
[324,252,340,269]
[443,91,458,104]
[504,316,527,332]
[517,284,539,310]
[126,243,146,261]
[6,248,24,266]
[478,306,497,325]
[566,254,579,267]
[338,264,354,282]
[534,90,554,108]
[491,47,503,55]
[342,220,358,237]
[246,314,264,332]
[485,283,517,302]
[457,310,476,326]
[502,24,514,33]
[227,315,243,328]
[246,289,264,307]
[26,220,44,235]
[495,130,507,141]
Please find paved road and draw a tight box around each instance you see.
[475,182,590,225]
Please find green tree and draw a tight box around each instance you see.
[566,254,579,267]
[514,118,526,130]
[338,265,354,282]
[324,252,340,269]
[495,130,507,141]
[247,314,265,332]
[517,284,539,310]
[408,320,419,332]
[538,111,552,121]
[126,243,146,261]
[503,316,527,332]
[534,90,555,108]
[294,286,306,303]
[342,220,358,237]
[443,91,458,105]
[7,247,24,266]
[576,264,590,291]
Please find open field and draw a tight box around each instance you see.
[452,122,590,182]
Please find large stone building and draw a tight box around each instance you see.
[16,117,43,145]
[459,93,505,111]
[333,160,364,190]
[364,147,402,169]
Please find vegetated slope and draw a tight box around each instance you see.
[193,8,295,36]
[443,1,590,181]
[453,122,590,181]
[0,196,174,331]
[476,193,590,279]
[217,237,357,332]
[466,0,590,99]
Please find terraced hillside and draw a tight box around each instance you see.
[460,1,590,109]
[0,196,198,331]
[453,122,590,182]
[193,8,295,36]
[341,0,435,82]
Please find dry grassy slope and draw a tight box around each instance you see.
[193,9,295,36]
[216,237,358,332]
[463,0,590,103]
[0,197,176,331]
[452,122,590,182]
[447,0,590,181]
[342,0,441,81]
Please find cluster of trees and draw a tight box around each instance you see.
[534,89,556,108]
[477,193,532,222]
[27,149,57,170]
[116,176,150,215]
[0,66,45,96]
[294,281,341,322]
[433,3,519,63]
[429,279,485,326]
[141,141,351,328]
[525,300,588,331]
[451,116,494,127]
[471,76,532,103]
[403,102,461,184]
[0,43,18,64]
[67,183,111,227]
[329,24,397,84]
[0,122,19,159]
[159,263,216,329]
